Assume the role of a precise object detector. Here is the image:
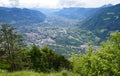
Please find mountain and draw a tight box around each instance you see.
[101,4,113,8]
[56,7,98,20]
[0,7,46,26]
[79,4,120,41]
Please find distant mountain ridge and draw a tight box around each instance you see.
[101,4,113,8]
[56,7,99,20]
[0,7,46,26]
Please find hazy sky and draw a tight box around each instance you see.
[0,0,120,8]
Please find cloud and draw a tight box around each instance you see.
[58,0,120,8]
[58,0,85,8]
[0,0,59,8]
[0,0,119,8]
[18,0,59,8]
[80,0,120,7]
[0,0,19,7]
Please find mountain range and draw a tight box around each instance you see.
[0,3,120,55]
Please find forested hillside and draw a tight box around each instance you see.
[79,4,120,41]
[0,7,46,26]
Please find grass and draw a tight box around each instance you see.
[0,70,78,76]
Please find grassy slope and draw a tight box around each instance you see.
[0,70,77,76]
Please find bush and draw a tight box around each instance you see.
[71,31,120,75]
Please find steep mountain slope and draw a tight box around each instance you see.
[79,4,120,41]
[0,7,46,26]
[56,7,98,20]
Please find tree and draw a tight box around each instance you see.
[0,24,25,71]
[29,46,72,72]
[29,45,43,72]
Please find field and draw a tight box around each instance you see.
[0,70,77,76]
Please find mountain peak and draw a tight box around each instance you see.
[101,4,113,8]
